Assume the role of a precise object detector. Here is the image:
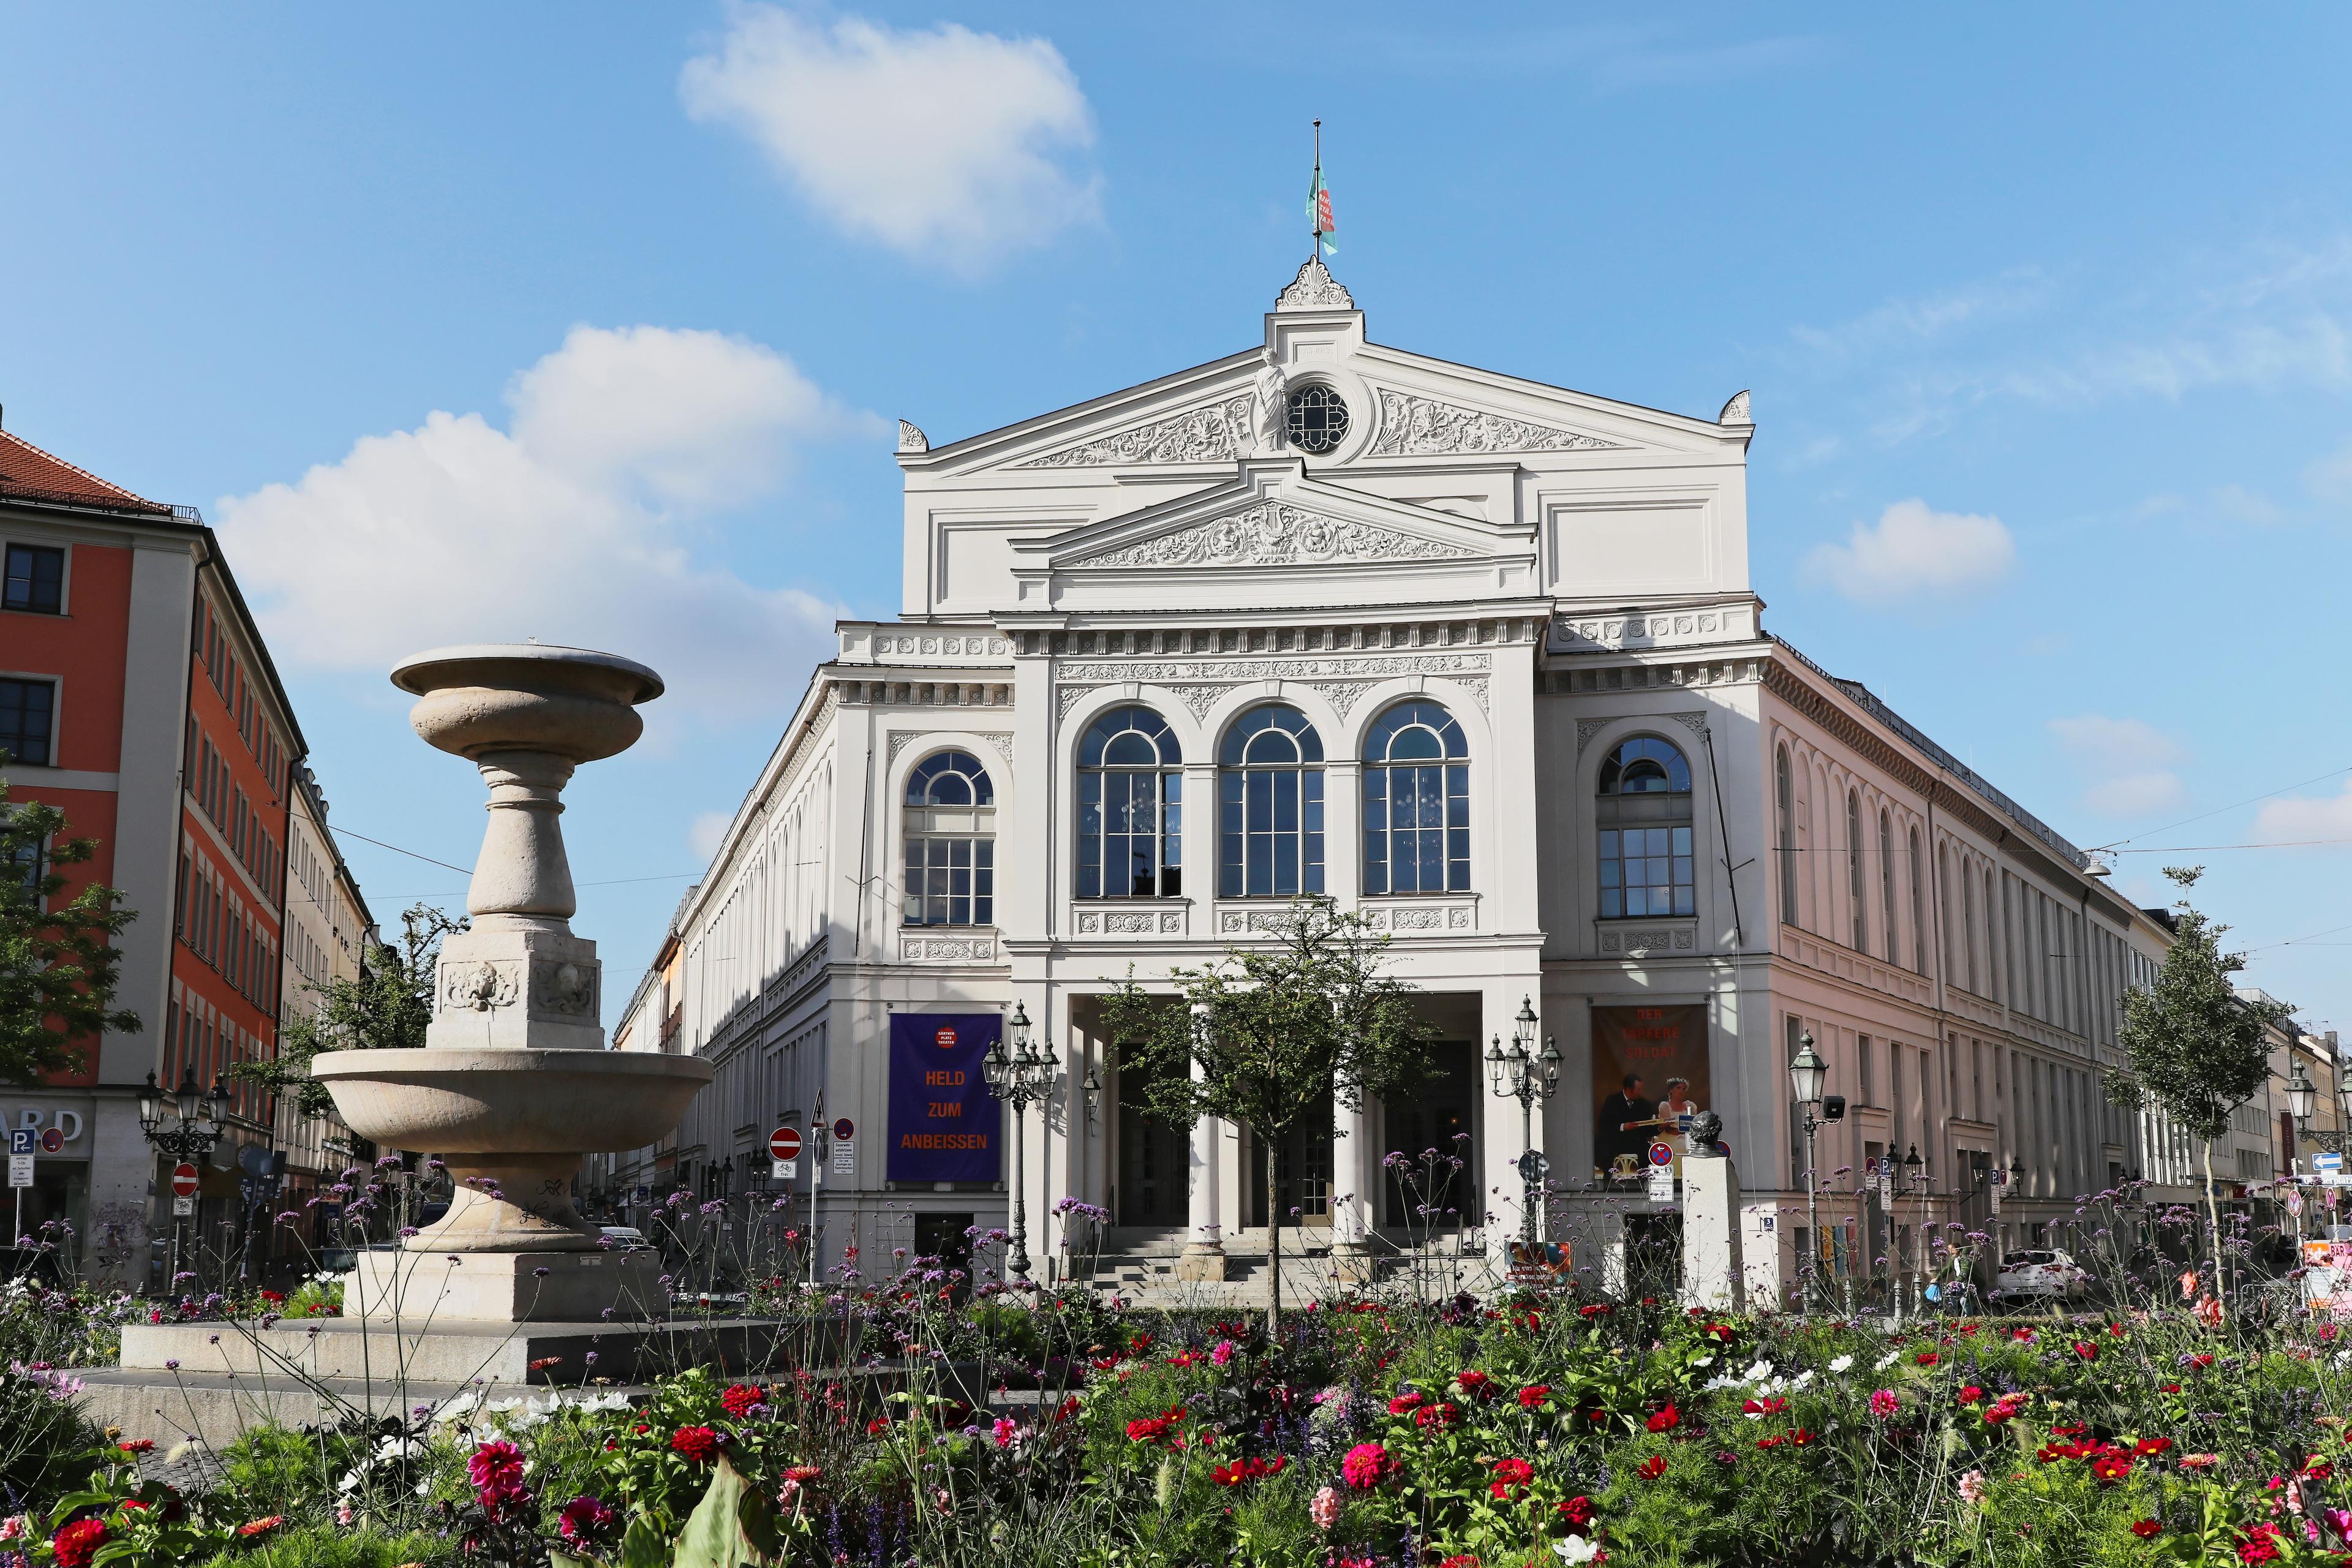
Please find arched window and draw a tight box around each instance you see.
[1908,826,1927,974]
[1879,810,1897,961]
[1218,705,1324,897]
[1847,790,1866,954]
[1077,706,1183,899]
[1775,745,1797,926]
[1362,700,1468,894]
[1599,736,1693,919]
[903,750,995,927]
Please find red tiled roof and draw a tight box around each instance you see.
[0,427,169,514]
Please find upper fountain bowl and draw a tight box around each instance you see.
[391,644,664,764]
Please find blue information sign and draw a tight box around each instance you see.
[886,1014,1003,1183]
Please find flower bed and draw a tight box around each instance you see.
[6,1273,2352,1567]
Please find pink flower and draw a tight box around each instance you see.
[991,1417,1020,1449]
[468,1439,525,1494]
[1343,1441,1392,1490]
[1310,1484,1344,1530]
[1210,1339,1235,1367]
[1869,1389,1901,1419]
[558,1495,617,1544]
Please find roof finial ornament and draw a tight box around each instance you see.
[897,419,929,454]
[1718,390,1752,426]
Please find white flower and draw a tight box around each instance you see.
[1828,1354,1854,1373]
[1703,1374,1741,1392]
[1874,1351,1901,1370]
[1690,1354,1713,1368]
[1743,1359,1774,1383]
[1558,1536,1604,1564]
[1790,1369,1816,1390]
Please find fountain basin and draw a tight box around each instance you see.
[314,1048,712,1253]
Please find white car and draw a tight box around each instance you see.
[1997,1248,2089,1298]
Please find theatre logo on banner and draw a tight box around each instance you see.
[888,1014,1003,1183]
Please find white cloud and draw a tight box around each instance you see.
[2047,715,2184,770]
[2084,773,2190,818]
[1790,269,2051,364]
[1801,499,2015,602]
[688,810,736,863]
[219,325,864,722]
[680,6,1098,270]
[2254,780,2352,845]
[2048,715,2187,820]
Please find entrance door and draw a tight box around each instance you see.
[1383,1042,1476,1229]
[1247,1101,1335,1229]
[1115,1065,1189,1226]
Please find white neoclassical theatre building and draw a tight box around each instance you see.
[607,259,2175,1303]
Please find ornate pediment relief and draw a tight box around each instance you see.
[1067,498,1476,570]
[1365,388,1626,457]
[1014,393,1253,469]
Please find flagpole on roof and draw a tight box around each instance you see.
[1311,119,1321,263]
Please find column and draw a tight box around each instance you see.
[1177,1024,1226,1280]
[1330,1081,1373,1282]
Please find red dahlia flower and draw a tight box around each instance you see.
[671,1426,720,1463]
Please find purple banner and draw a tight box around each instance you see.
[887,1013,1002,1183]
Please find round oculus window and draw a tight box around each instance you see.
[1285,385,1350,454]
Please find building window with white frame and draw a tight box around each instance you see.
[3,545,64,615]
[0,677,55,767]
[1076,706,1183,899]
[1847,789,1866,954]
[1218,704,1324,897]
[1879,809,1897,960]
[903,749,995,926]
[1361,699,1468,895]
[1909,825,1927,974]
[1776,744,1797,926]
[1598,736,1693,919]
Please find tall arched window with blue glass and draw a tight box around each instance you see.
[1597,737,1694,918]
[1218,705,1325,896]
[1076,706,1183,898]
[1361,700,1469,894]
[903,750,995,926]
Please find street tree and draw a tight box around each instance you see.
[2105,866,2292,1300]
[236,902,464,1120]
[1099,897,1434,1331]
[0,783,138,1085]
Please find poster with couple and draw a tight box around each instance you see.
[1590,1003,1710,1183]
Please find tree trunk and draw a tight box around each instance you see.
[1265,1150,1283,1338]
[2202,1138,2227,1304]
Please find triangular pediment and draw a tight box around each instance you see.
[1031,463,1520,576]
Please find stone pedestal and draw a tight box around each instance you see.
[427,920,604,1054]
[1681,1154,1746,1313]
[1175,1236,1228,1281]
[352,1248,669,1324]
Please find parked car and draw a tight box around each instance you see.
[598,1226,653,1251]
[1997,1248,2089,1298]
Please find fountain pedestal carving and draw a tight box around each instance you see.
[308,644,715,1322]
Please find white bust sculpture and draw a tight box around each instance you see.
[1250,350,1289,457]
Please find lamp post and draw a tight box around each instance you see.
[1483,997,1561,1248]
[984,1002,1061,1283]
[137,1068,231,1293]
[1789,1030,1828,1312]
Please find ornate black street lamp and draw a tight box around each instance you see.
[1485,997,1561,1246]
[138,1068,230,1289]
[984,1001,1060,1281]
[1789,1030,1828,1310]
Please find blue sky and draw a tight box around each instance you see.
[6,5,2351,1032]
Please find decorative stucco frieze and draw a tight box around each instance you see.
[1275,257,1354,311]
[1366,390,1624,458]
[897,420,929,453]
[1306,680,1370,719]
[1670,713,1710,739]
[1069,500,1476,570]
[1597,925,1696,956]
[899,934,996,962]
[1169,684,1224,721]
[1055,652,1489,684]
[889,729,1014,769]
[867,632,1009,658]
[1056,685,1100,720]
[1015,394,1254,469]
[1552,608,1747,652]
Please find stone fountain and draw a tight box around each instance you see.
[308,643,715,1322]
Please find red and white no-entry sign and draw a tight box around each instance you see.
[170,1163,200,1199]
[768,1126,803,1161]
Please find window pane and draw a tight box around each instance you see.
[1601,889,1622,918]
[1673,826,1693,856]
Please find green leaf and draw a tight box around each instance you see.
[549,1550,601,1568]
[671,1457,768,1568]
[618,1512,671,1568]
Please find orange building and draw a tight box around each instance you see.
[0,418,307,1284]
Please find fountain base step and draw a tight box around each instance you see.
[350,1248,670,1324]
